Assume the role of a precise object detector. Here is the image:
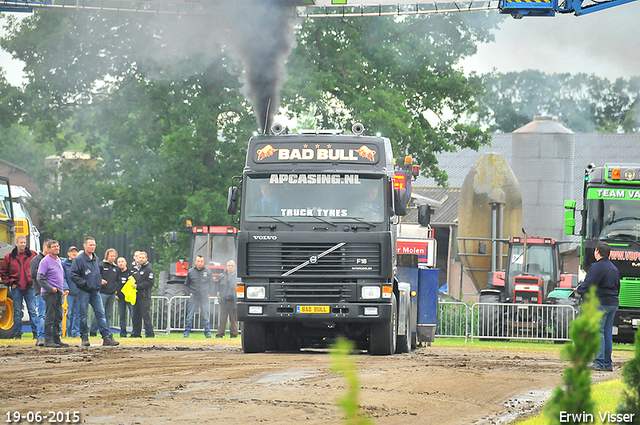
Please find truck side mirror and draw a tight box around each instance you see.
[227,186,239,215]
[564,200,576,236]
[394,188,408,216]
[168,231,178,244]
[418,204,431,226]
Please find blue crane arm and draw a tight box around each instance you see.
[498,0,637,17]
[0,0,636,17]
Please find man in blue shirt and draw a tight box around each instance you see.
[576,241,620,372]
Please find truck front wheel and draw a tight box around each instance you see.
[241,321,266,353]
[370,294,397,355]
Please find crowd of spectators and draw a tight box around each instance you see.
[1,236,238,347]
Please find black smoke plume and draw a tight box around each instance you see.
[222,0,299,134]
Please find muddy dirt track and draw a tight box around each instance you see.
[0,340,625,425]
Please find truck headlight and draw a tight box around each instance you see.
[246,286,266,299]
[361,286,381,299]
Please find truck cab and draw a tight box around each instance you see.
[228,126,414,354]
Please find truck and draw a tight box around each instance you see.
[477,234,579,339]
[565,163,640,342]
[227,123,428,354]
[0,178,36,338]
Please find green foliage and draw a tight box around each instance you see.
[479,71,640,133]
[283,14,501,186]
[0,8,501,244]
[544,287,602,425]
[330,338,372,425]
[1,10,252,244]
[618,330,640,424]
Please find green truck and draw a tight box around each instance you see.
[565,163,640,342]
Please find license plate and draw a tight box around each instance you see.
[297,305,330,314]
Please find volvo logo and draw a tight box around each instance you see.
[253,235,278,240]
[309,256,318,264]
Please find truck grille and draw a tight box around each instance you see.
[246,242,380,277]
[620,278,640,308]
[274,283,353,303]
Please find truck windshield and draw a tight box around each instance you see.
[243,174,385,223]
[192,234,236,267]
[586,199,640,242]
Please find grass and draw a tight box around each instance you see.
[0,331,243,347]
[432,337,634,357]
[2,334,635,355]
[517,379,625,425]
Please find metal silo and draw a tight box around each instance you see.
[511,116,575,242]
[458,152,522,291]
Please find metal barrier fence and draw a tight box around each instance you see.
[86,297,577,341]
[436,301,579,342]
[471,302,578,342]
[165,296,221,333]
[436,301,471,338]
[87,296,224,336]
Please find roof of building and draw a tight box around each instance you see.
[0,158,28,174]
[406,186,460,226]
[416,132,640,196]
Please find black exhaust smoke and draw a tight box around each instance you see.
[224,0,298,134]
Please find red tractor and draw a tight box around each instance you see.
[160,224,238,299]
[478,236,579,339]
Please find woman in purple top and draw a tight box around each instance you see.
[37,240,69,348]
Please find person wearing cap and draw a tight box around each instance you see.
[62,246,80,337]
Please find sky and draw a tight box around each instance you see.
[2,1,640,86]
[458,0,640,80]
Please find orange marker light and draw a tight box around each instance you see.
[612,168,621,180]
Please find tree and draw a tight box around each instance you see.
[618,330,640,423]
[2,10,255,249]
[479,70,640,133]
[544,287,602,425]
[282,14,501,186]
[0,8,500,250]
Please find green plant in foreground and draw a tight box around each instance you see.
[330,338,372,425]
[544,287,602,424]
[618,330,640,424]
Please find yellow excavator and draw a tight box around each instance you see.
[0,177,32,338]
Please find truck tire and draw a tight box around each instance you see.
[242,321,266,353]
[370,294,397,355]
[396,299,411,354]
[158,271,168,297]
[553,296,579,341]
[478,292,503,339]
